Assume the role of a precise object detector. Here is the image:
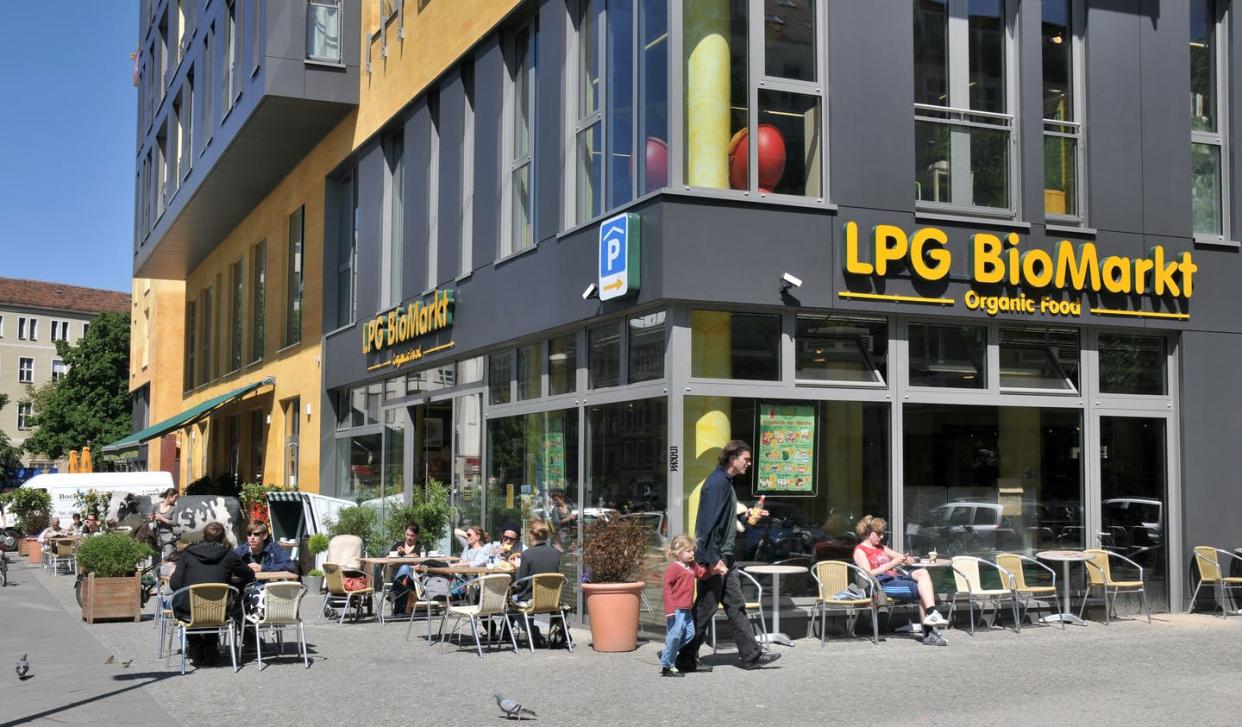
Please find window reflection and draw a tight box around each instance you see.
[1100,417,1168,611]
[691,310,780,381]
[796,315,887,383]
[1098,334,1166,395]
[999,326,1079,390]
[908,323,986,388]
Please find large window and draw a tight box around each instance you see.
[17,402,32,431]
[796,314,888,384]
[914,0,1014,213]
[907,322,986,388]
[691,310,780,381]
[285,397,301,487]
[487,408,580,543]
[1098,334,1166,395]
[249,240,265,363]
[548,334,577,395]
[904,404,1083,558]
[228,258,243,372]
[285,206,304,347]
[1190,0,1229,240]
[681,0,824,198]
[998,325,1079,391]
[461,64,476,276]
[1041,0,1083,222]
[571,0,669,224]
[427,93,440,291]
[336,173,357,327]
[308,0,342,63]
[184,299,196,389]
[383,134,405,308]
[18,357,33,384]
[588,311,666,389]
[199,287,214,385]
[504,22,536,256]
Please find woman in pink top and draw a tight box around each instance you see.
[852,515,947,630]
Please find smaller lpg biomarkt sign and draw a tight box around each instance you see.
[843,221,1197,319]
[362,289,455,355]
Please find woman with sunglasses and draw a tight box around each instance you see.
[852,515,948,640]
[457,526,491,566]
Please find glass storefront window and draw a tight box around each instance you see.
[457,356,484,384]
[453,393,484,553]
[682,0,747,190]
[691,310,780,381]
[1098,334,1166,395]
[628,311,666,383]
[516,342,542,400]
[338,433,383,505]
[381,409,405,520]
[486,408,580,544]
[589,323,621,389]
[999,326,1079,391]
[1100,416,1168,611]
[764,0,816,82]
[548,334,577,396]
[588,397,667,631]
[795,314,887,383]
[385,375,406,400]
[488,351,513,405]
[903,404,1084,560]
[757,90,822,197]
[908,323,986,388]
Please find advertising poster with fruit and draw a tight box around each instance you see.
[756,404,815,494]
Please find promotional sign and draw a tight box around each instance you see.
[598,212,640,301]
[755,404,816,494]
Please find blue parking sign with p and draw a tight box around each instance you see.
[598,212,640,301]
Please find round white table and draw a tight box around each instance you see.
[1036,550,1093,626]
[743,564,809,647]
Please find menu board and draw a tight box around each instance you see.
[755,404,815,494]
[544,427,566,490]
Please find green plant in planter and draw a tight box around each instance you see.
[5,488,52,536]
[72,489,110,520]
[240,482,289,522]
[581,519,649,583]
[307,567,324,577]
[307,532,330,556]
[327,506,378,551]
[378,479,454,551]
[76,533,153,578]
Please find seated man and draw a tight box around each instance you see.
[81,514,101,535]
[37,518,68,545]
[171,521,255,666]
[233,522,296,619]
[511,519,562,646]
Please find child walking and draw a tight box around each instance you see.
[661,535,707,677]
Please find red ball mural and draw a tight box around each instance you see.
[727,124,787,193]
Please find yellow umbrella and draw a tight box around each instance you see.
[67,450,79,473]
[81,446,93,473]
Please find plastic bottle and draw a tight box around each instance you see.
[747,495,767,526]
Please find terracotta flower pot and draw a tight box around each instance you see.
[27,540,42,565]
[582,581,645,652]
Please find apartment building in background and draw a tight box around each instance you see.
[0,277,129,473]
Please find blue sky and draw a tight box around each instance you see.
[0,3,138,294]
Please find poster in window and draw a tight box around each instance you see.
[755,403,815,494]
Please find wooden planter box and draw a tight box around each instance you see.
[81,573,143,623]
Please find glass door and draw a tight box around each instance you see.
[1098,416,1169,612]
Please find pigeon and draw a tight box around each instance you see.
[495,693,536,721]
[122,660,133,668]
[16,654,30,679]
[104,655,115,664]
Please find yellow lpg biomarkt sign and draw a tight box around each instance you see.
[842,222,1197,320]
[362,289,455,354]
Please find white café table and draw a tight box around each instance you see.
[743,564,809,647]
[1036,550,1093,626]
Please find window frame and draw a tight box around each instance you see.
[228,256,244,373]
[18,357,34,384]
[249,239,266,364]
[427,91,441,292]
[17,401,32,431]
[460,62,476,277]
[500,19,537,259]
[1190,0,1231,244]
[285,205,305,347]
[1041,0,1088,226]
[381,132,405,308]
[913,0,1020,218]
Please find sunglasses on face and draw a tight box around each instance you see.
[248,532,264,538]
[501,535,517,542]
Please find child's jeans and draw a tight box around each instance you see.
[661,608,695,669]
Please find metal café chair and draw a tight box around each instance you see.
[170,583,241,674]
[1189,547,1242,617]
[949,555,1022,635]
[244,581,310,669]
[810,560,882,645]
[1078,548,1151,625]
[437,573,516,657]
[995,553,1062,629]
[506,572,575,653]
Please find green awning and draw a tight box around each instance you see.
[102,377,274,453]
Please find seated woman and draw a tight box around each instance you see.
[511,519,562,646]
[852,515,948,637]
[389,523,422,616]
[457,526,491,566]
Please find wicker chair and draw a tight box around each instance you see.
[403,573,448,642]
[949,556,1021,635]
[171,583,240,674]
[438,573,516,657]
[1077,548,1151,625]
[49,538,77,576]
[709,569,767,654]
[244,582,310,669]
[810,560,881,645]
[154,578,177,658]
[507,573,574,653]
[320,562,373,625]
[1189,547,1242,617]
[995,553,1061,629]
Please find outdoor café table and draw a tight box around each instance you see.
[254,570,299,582]
[744,563,809,647]
[1036,550,1093,626]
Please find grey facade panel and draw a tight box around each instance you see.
[826,0,914,214]
[438,70,466,287]
[1138,0,1193,240]
[534,0,565,245]
[1085,3,1146,235]
[354,145,385,322]
[405,101,431,300]
[1016,0,1046,225]
[472,39,505,271]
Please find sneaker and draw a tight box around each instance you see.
[922,611,949,627]
[738,652,781,670]
[661,667,684,678]
[923,631,948,646]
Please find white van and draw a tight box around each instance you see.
[21,472,175,523]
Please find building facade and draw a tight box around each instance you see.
[0,278,129,473]
[313,0,1242,626]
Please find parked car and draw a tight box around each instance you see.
[905,501,1017,556]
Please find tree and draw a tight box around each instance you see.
[22,312,132,461]
[0,395,23,486]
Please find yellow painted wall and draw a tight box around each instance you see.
[353,0,521,146]
[150,112,359,493]
[129,278,186,473]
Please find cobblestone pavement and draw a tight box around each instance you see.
[4,555,1241,726]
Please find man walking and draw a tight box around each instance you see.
[676,440,780,672]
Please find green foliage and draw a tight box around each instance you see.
[0,395,22,487]
[72,489,110,520]
[184,473,241,498]
[581,519,649,584]
[379,479,454,551]
[307,568,324,577]
[4,487,53,535]
[75,532,153,577]
[327,506,378,546]
[307,532,330,555]
[21,312,132,460]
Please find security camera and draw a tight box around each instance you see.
[582,283,598,300]
[781,272,803,291]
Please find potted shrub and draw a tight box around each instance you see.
[380,479,454,553]
[328,506,379,555]
[240,481,289,524]
[304,568,325,594]
[76,532,152,623]
[580,518,650,652]
[305,533,330,593]
[6,488,52,564]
